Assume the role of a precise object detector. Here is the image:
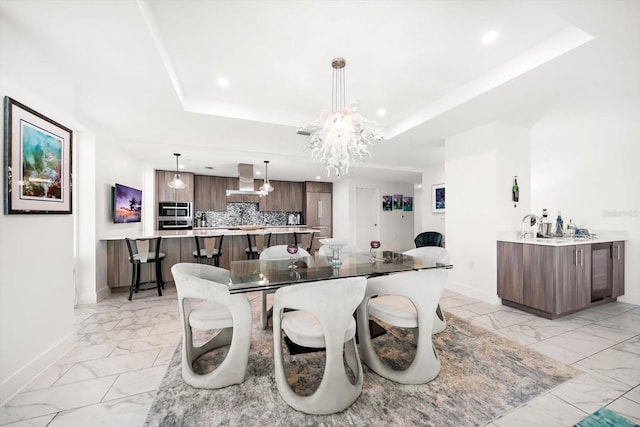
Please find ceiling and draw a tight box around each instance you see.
[1,0,638,184]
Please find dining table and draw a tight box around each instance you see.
[228,250,452,293]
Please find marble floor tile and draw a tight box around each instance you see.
[443,306,478,320]
[461,301,510,315]
[0,376,117,424]
[154,345,178,366]
[572,323,638,344]
[76,326,154,347]
[0,414,55,427]
[492,393,587,427]
[110,331,181,356]
[471,309,536,330]
[575,346,640,387]
[535,329,618,358]
[148,319,182,336]
[55,342,119,365]
[21,363,73,392]
[103,366,168,401]
[48,392,155,427]
[438,294,479,309]
[57,349,161,384]
[527,340,586,365]
[606,397,640,424]
[624,386,640,404]
[550,370,629,413]
[76,319,121,335]
[597,310,640,333]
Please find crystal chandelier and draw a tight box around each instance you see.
[299,57,382,177]
[167,153,187,189]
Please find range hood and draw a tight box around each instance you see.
[225,163,267,197]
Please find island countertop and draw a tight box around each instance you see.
[100,226,318,241]
[497,230,628,246]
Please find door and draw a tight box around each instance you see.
[356,187,379,251]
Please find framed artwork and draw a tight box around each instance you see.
[382,195,392,211]
[432,184,445,213]
[403,196,413,211]
[4,97,73,214]
[393,194,403,210]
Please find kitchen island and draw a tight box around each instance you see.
[497,231,627,319]
[103,227,319,290]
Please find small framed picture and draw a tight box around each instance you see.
[432,184,445,213]
[4,97,73,214]
[382,195,392,211]
[393,194,403,210]
[403,196,413,211]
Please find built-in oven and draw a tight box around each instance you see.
[158,201,193,230]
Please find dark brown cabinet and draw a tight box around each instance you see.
[259,180,304,212]
[497,240,620,319]
[194,175,228,212]
[155,170,194,203]
[304,182,332,239]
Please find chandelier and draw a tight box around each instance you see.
[167,153,187,189]
[299,57,382,177]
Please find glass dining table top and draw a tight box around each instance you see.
[228,250,452,294]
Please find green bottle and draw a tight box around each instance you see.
[512,176,519,207]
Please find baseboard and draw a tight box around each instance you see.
[445,280,501,305]
[0,331,77,406]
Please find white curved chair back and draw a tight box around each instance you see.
[273,276,367,414]
[318,242,359,257]
[172,263,252,389]
[356,268,447,384]
[260,245,312,260]
[403,247,450,264]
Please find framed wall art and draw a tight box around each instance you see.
[432,183,445,213]
[382,195,392,211]
[4,97,73,214]
[393,194,403,210]
[403,196,413,211]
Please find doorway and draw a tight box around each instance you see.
[356,187,380,250]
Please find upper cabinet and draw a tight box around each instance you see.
[155,170,194,203]
[194,175,228,212]
[259,180,304,212]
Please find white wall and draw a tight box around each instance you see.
[419,165,446,237]
[530,106,640,305]
[445,122,530,303]
[333,177,415,251]
[0,17,76,404]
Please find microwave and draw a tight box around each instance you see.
[158,201,192,219]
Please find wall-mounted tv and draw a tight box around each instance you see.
[113,183,142,223]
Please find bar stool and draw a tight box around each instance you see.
[294,231,316,253]
[193,235,224,267]
[125,237,165,301]
[245,233,271,259]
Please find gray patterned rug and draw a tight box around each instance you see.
[145,296,577,426]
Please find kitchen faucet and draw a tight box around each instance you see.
[521,214,540,238]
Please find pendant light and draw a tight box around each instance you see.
[259,160,274,193]
[167,153,187,189]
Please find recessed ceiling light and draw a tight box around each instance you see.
[256,170,261,175]
[204,166,214,170]
[482,31,499,44]
[178,164,185,170]
[377,109,386,117]
[217,77,229,87]
[315,176,321,180]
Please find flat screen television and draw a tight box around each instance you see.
[113,183,142,223]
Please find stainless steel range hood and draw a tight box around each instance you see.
[225,163,267,197]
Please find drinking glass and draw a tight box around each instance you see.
[370,240,381,262]
[287,244,299,269]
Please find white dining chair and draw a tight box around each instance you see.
[273,276,367,414]
[171,263,252,389]
[403,247,451,333]
[356,268,448,384]
[258,245,314,329]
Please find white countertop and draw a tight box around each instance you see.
[497,230,629,246]
[101,226,317,241]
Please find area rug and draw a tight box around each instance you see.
[574,407,638,427]
[145,296,577,426]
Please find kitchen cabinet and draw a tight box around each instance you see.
[155,170,194,203]
[497,240,619,319]
[194,175,227,212]
[303,181,333,239]
[259,180,304,212]
[612,241,625,297]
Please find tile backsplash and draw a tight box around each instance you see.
[196,202,301,227]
